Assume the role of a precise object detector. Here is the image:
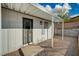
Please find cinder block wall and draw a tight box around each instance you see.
[78,36,79,48]
[77,36,79,55]
[65,38,78,56]
[55,29,79,37]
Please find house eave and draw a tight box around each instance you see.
[1,3,52,21]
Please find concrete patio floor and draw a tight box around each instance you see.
[37,36,78,56]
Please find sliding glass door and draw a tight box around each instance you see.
[23,18,33,45]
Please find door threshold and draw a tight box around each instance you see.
[23,42,33,46]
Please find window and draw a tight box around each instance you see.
[40,21,42,25]
[42,21,49,35]
[44,22,48,29]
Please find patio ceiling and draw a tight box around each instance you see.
[53,15,63,22]
[1,3,52,21]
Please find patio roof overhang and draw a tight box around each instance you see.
[1,3,53,21]
[53,15,63,22]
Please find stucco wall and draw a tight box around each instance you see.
[1,8,53,55]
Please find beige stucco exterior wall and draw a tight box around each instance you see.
[1,8,53,55]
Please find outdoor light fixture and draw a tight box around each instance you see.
[40,21,43,25]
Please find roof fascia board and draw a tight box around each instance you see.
[30,3,52,16]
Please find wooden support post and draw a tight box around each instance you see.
[51,18,54,48]
[62,21,64,40]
